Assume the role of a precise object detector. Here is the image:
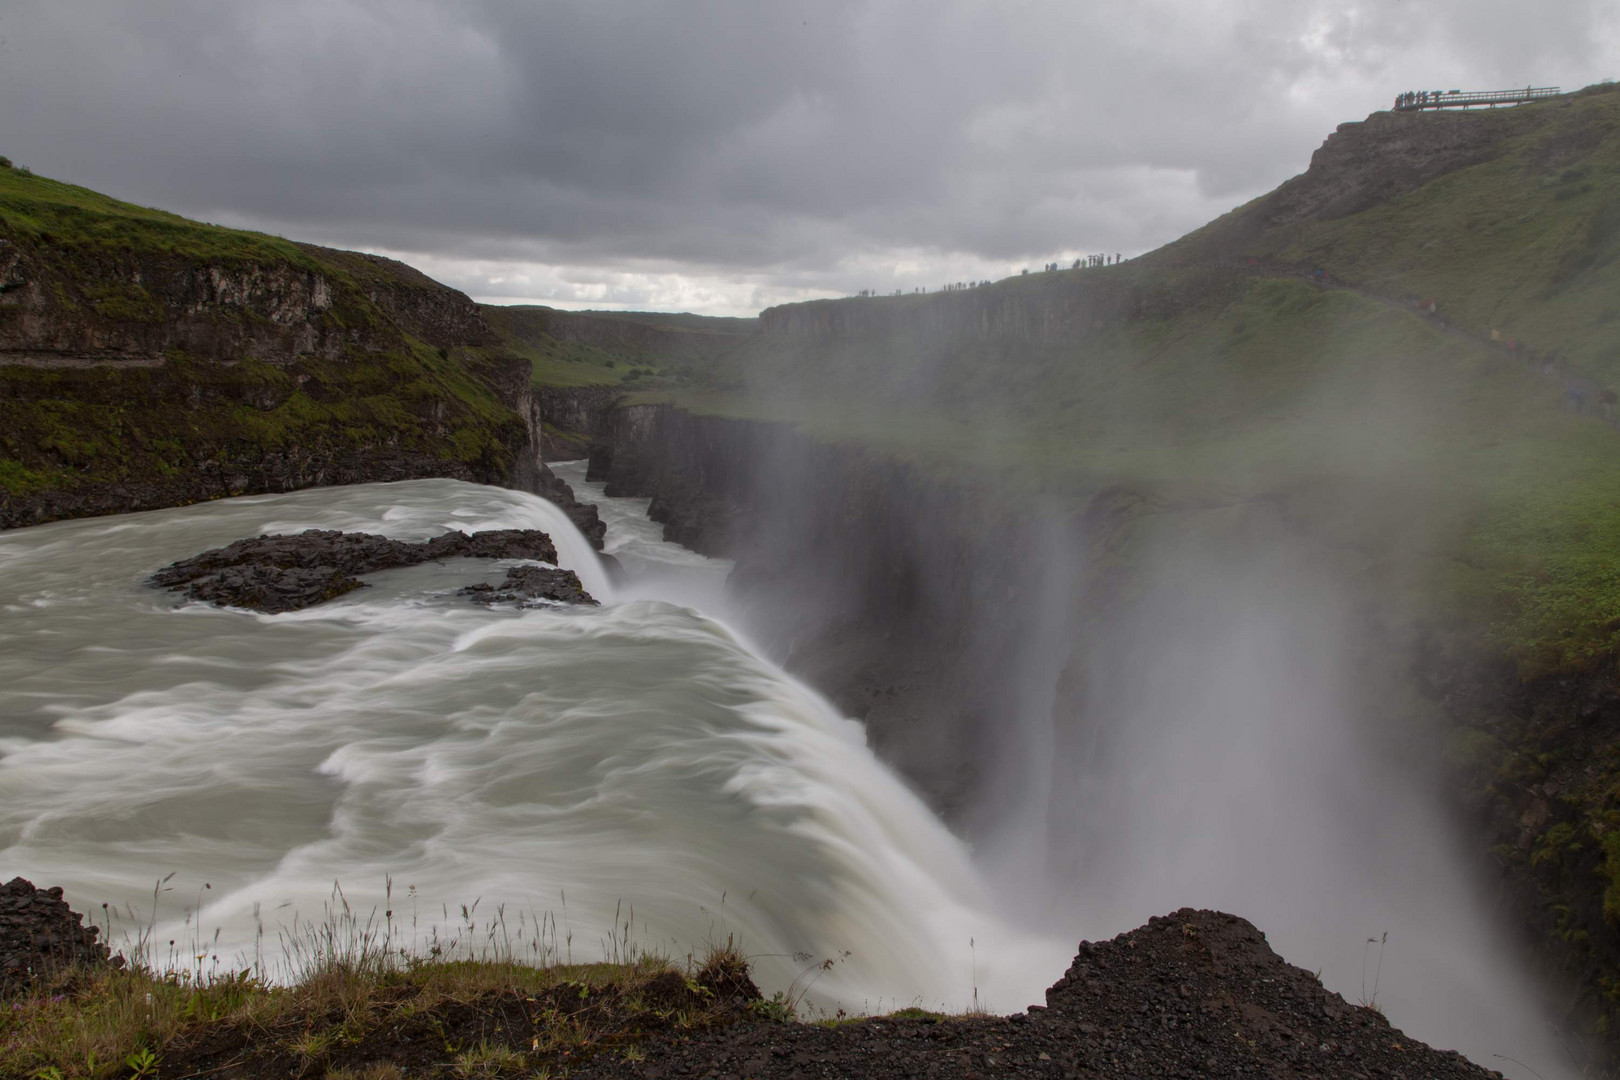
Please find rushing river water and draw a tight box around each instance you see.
[0,474,1057,1011]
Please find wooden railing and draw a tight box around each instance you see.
[1393,86,1561,111]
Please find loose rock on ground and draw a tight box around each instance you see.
[0,877,118,990]
[571,909,1506,1080]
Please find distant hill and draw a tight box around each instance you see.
[481,303,754,390]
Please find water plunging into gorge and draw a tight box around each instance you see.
[0,476,1056,1012]
[0,465,1580,1077]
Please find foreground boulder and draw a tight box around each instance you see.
[150,528,596,612]
[1036,908,1497,1078]
[0,877,119,990]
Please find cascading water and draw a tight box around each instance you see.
[0,477,1058,1011]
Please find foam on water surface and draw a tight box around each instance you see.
[0,478,1057,1012]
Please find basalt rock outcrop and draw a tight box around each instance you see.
[531,384,623,460]
[0,233,495,367]
[149,528,597,613]
[0,877,119,990]
[460,565,598,607]
[0,165,608,540]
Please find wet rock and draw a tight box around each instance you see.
[460,565,598,607]
[0,877,120,991]
[178,564,365,613]
[151,528,572,613]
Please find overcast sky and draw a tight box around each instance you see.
[2,2,1615,315]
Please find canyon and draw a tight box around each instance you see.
[6,83,1620,1073]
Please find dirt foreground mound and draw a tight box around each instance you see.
[1037,907,1497,1078]
[0,877,118,990]
[573,908,1503,1079]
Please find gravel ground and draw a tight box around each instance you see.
[571,908,1503,1080]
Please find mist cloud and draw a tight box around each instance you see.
[2,0,1614,313]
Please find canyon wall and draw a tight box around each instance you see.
[0,181,604,538]
[755,268,1240,342]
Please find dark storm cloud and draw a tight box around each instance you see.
[1,1,1614,312]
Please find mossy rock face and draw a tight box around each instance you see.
[0,347,533,527]
[0,168,535,527]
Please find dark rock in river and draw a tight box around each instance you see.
[149,528,596,613]
[460,565,599,607]
[0,877,119,991]
[179,564,367,613]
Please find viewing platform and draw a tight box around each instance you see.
[1393,86,1560,111]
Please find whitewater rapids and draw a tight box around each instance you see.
[0,476,1058,1011]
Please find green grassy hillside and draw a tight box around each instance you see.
[670,85,1620,676]
[1173,82,1620,379]
[0,166,316,265]
[482,303,754,391]
[480,306,639,387]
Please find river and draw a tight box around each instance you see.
[0,473,1056,1012]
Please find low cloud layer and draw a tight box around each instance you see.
[3,1,1614,314]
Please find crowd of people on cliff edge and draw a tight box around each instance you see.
[1410,294,1618,425]
[1395,89,1455,109]
[1477,322,1618,425]
[1393,85,1558,111]
[855,253,1132,298]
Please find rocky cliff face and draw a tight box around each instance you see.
[532,384,621,459]
[0,244,345,366]
[0,174,604,540]
[0,235,499,368]
[299,245,501,350]
[1261,109,1514,226]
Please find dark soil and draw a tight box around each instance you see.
[12,899,1513,1079]
[461,564,600,606]
[567,909,1502,1080]
[148,528,598,612]
[157,968,751,1080]
[0,877,118,990]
